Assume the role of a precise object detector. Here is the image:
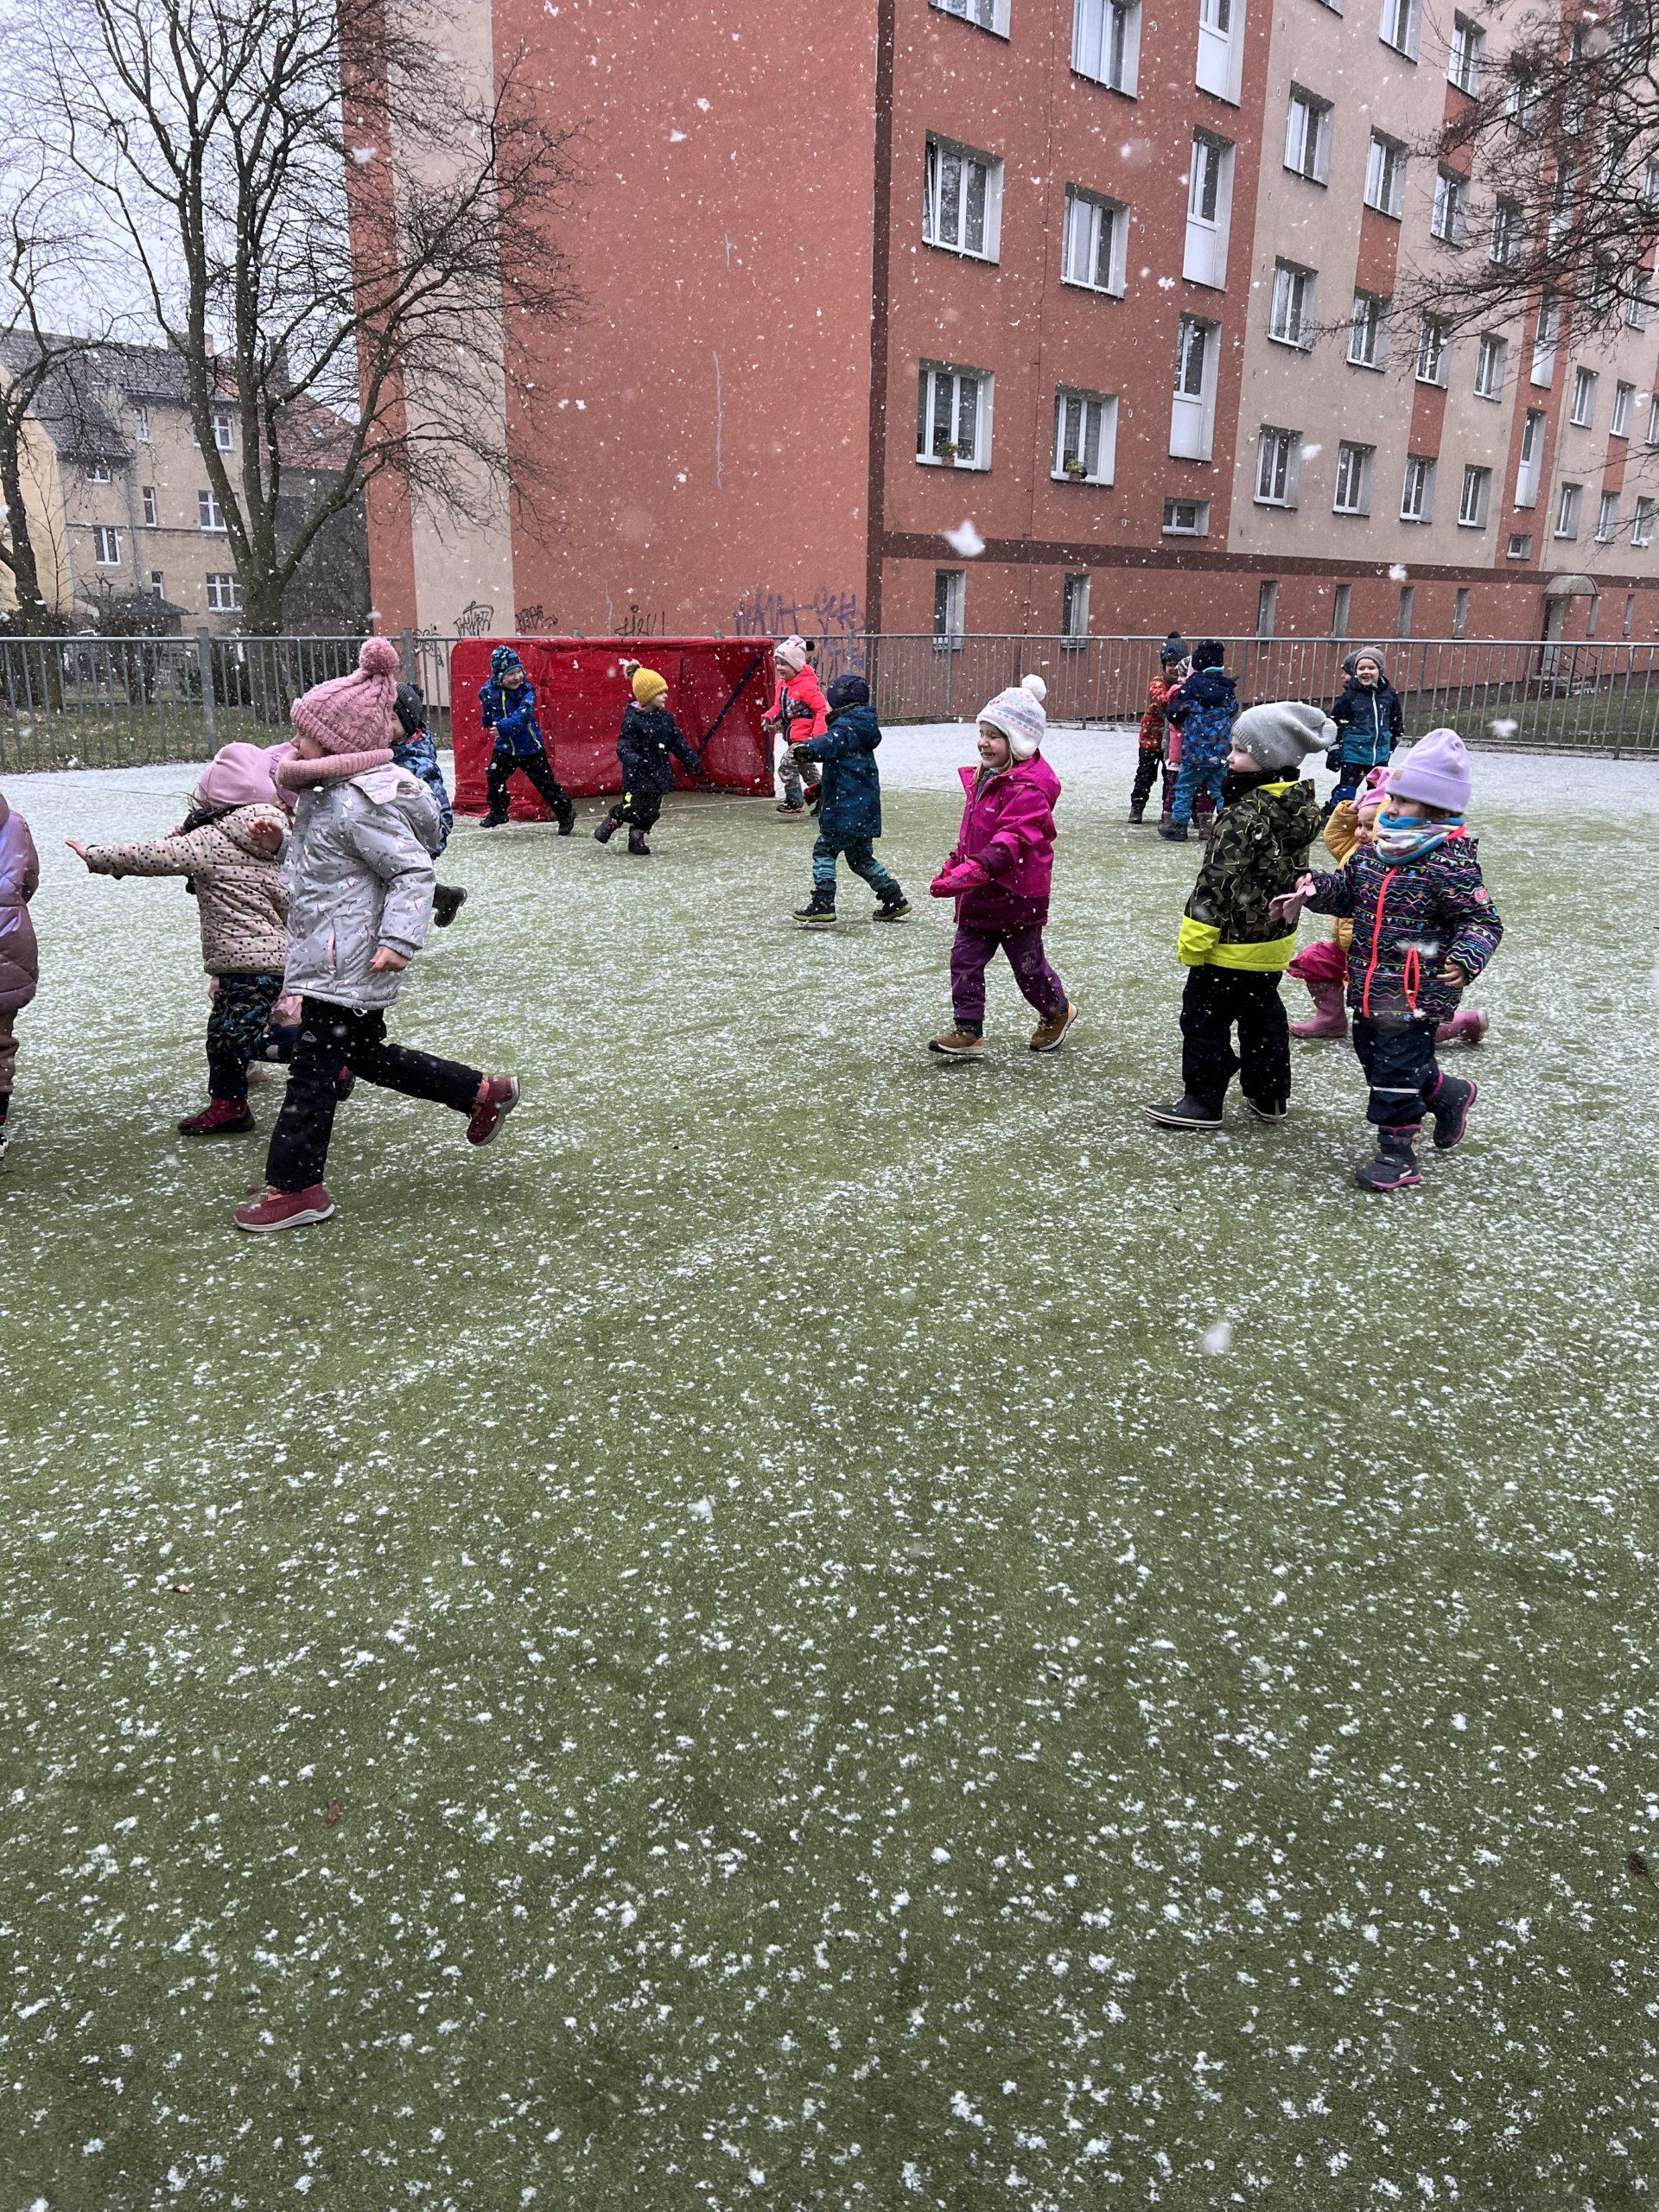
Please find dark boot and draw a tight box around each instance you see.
[1427,1073,1477,1152]
[874,882,911,921]
[480,811,508,830]
[627,827,652,857]
[178,1097,254,1136]
[794,883,836,926]
[594,810,620,845]
[554,792,576,836]
[1141,1093,1224,1130]
[1157,823,1190,843]
[1355,1125,1423,1192]
[1128,803,1146,823]
[433,883,467,928]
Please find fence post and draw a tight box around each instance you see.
[400,626,416,682]
[196,628,218,748]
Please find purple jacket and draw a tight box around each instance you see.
[0,791,40,1014]
[951,755,1061,928]
[1306,832,1502,1025]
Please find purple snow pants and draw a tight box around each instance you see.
[950,922,1067,1027]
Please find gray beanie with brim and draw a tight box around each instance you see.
[1231,700,1338,775]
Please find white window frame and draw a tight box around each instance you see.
[1473,333,1506,400]
[1627,283,1651,332]
[1453,588,1471,639]
[1649,394,1659,448]
[1458,465,1491,528]
[1255,424,1302,508]
[206,570,244,613]
[1633,497,1656,548]
[1162,498,1211,537]
[1596,490,1621,543]
[1060,571,1091,642]
[1554,480,1582,538]
[1256,580,1280,638]
[1284,88,1332,184]
[1396,584,1415,640]
[1183,134,1234,286]
[1052,388,1119,484]
[211,405,235,452]
[1268,261,1318,348]
[1072,0,1142,95]
[923,135,1004,263]
[1416,315,1450,387]
[83,461,111,484]
[1332,582,1352,639]
[932,568,966,647]
[131,402,150,443]
[1348,290,1390,369]
[1333,442,1375,516]
[1530,296,1560,386]
[149,569,165,599]
[92,524,122,566]
[1431,166,1468,244]
[1400,453,1435,522]
[1516,409,1546,505]
[1448,13,1484,93]
[1364,131,1408,216]
[1061,187,1128,295]
[1195,0,1246,103]
[1379,0,1421,59]
[1170,315,1219,460]
[1569,365,1599,427]
[931,0,1011,33]
[1507,531,1533,560]
[199,490,227,531]
[141,485,159,527]
[1489,198,1520,266]
[917,362,992,469]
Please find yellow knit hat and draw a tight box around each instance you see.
[631,666,668,706]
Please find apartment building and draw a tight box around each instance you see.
[361,0,1659,647]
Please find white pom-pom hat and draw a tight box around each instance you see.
[977,672,1048,761]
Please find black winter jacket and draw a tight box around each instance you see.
[617,704,701,795]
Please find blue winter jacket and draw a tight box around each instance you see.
[797,702,884,841]
[479,677,547,759]
[1329,677,1404,772]
[391,730,453,855]
[1166,668,1238,763]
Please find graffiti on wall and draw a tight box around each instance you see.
[514,603,559,633]
[732,587,862,640]
[454,601,496,639]
[616,601,667,639]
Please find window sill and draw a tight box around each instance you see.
[1399,514,1432,525]
[917,455,989,473]
[1059,276,1126,299]
[1332,507,1371,519]
[1282,167,1328,188]
[1253,498,1297,511]
[1414,376,1449,391]
[1568,417,1593,431]
[1267,334,1315,353]
[1378,38,1418,60]
[1363,203,1404,222]
[1052,472,1113,486]
[1347,357,1388,372]
[1071,68,1139,98]
[1457,519,1490,531]
[923,238,1001,266]
[1162,527,1210,538]
[1473,390,1502,404]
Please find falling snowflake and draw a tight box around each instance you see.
[1388,563,1410,582]
[1491,716,1518,738]
[689,1496,715,1522]
[944,519,985,558]
[1201,1321,1235,1357]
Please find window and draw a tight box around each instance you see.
[1453,588,1471,638]
[1162,498,1211,536]
[1473,334,1506,400]
[1627,283,1651,332]
[1507,532,1533,559]
[199,490,227,531]
[1196,0,1246,101]
[1612,381,1635,437]
[1170,316,1218,459]
[1183,134,1234,286]
[1062,188,1128,293]
[932,568,965,645]
[92,524,121,565]
[1379,0,1421,58]
[1363,131,1407,219]
[1586,594,1600,639]
[1284,88,1332,183]
[923,137,1003,261]
[1333,441,1374,515]
[206,571,243,612]
[1396,585,1415,639]
[1516,409,1545,505]
[1625,591,1637,637]
[1348,290,1390,368]
[917,362,991,467]
[1416,315,1450,386]
[1060,572,1091,642]
[1564,21,1588,133]
[132,403,150,443]
[1448,13,1484,93]
[932,0,1009,30]
[149,569,165,599]
[1649,394,1659,447]
[1072,0,1141,94]
[212,404,235,451]
[1332,582,1351,639]
[1431,166,1468,244]
[83,461,111,483]
[1459,464,1491,528]
[1634,498,1657,547]
[1268,260,1317,347]
[1256,580,1279,637]
[1505,67,1540,131]
[1053,388,1119,483]
[142,485,159,527]
[1596,491,1621,543]
[1530,296,1559,386]
[1585,260,1617,320]
[1554,480,1582,538]
[1647,154,1659,206]
[1548,169,1575,248]
[1488,198,1520,266]
[1400,453,1435,522]
[1255,425,1301,507]
[1569,366,1598,427]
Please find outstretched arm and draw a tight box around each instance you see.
[71,826,222,879]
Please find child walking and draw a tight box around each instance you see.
[0,787,40,1164]
[1130,632,1187,824]
[235,637,520,1233]
[394,681,467,925]
[1273,729,1503,1192]
[1143,702,1329,1130]
[790,674,910,925]
[595,663,708,855]
[1325,646,1404,815]
[70,748,290,1135]
[927,675,1077,1059]
[764,635,830,814]
[478,647,575,832]
[1159,639,1236,842]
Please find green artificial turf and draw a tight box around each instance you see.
[1,760,1655,2209]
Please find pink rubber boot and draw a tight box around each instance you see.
[1434,1007,1489,1048]
[1290,975,1349,1039]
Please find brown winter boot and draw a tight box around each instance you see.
[927,1027,986,1060]
[1029,1001,1079,1053]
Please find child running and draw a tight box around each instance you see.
[0,786,40,1164]
[394,681,467,925]
[235,637,520,1233]
[1129,632,1187,824]
[791,674,910,925]
[70,747,289,1136]
[1143,702,1328,1130]
[478,647,575,832]
[927,675,1077,1059]
[1272,728,1503,1192]
[764,635,830,815]
[1159,639,1236,842]
[595,662,708,855]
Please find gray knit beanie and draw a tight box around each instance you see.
[1231,700,1338,775]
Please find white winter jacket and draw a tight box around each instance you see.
[280,763,441,1012]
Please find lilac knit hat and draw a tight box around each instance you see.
[289,636,402,755]
[1388,728,1471,814]
[977,674,1048,761]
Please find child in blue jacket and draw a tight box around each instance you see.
[1159,640,1237,841]
[1325,647,1404,814]
[478,647,575,832]
[790,675,910,925]
[393,682,466,925]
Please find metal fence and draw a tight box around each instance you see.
[3,626,1659,774]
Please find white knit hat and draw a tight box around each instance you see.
[978,674,1047,761]
[775,634,810,674]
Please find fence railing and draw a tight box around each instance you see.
[3,627,1658,774]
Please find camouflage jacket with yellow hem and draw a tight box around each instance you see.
[1178,778,1322,970]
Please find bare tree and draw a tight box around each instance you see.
[26,0,582,632]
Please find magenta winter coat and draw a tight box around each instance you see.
[950,755,1062,928]
[0,791,40,1014]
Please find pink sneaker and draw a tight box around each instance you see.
[179,1097,255,1136]
[466,1075,521,1146]
[234,1185,335,1233]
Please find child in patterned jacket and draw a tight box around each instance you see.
[1130,633,1188,825]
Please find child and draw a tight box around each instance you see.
[1273,728,1503,1192]
[927,675,1076,1059]
[70,747,290,1136]
[235,637,520,1233]
[1143,702,1329,1129]
[394,681,467,925]
[1159,639,1236,841]
[0,787,40,1163]
[790,674,910,925]
[1325,648,1403,815]
[595,663,708,855]
[764,635,829,814]
[1130,632,1187,824]
[478,646,575,832]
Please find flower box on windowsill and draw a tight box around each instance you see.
[1062,461,1089,480]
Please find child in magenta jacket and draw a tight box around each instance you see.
[926,675,1077,1059]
